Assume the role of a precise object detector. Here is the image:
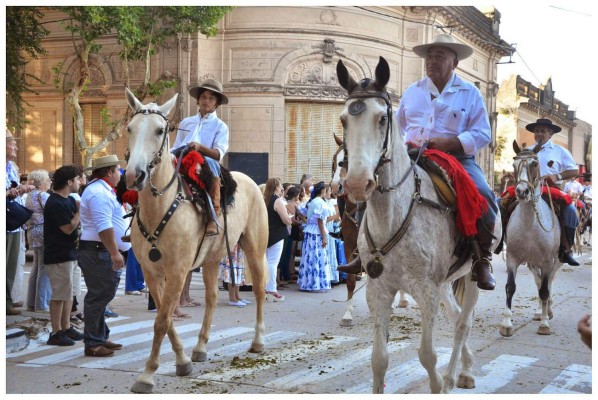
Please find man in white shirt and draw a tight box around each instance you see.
[526,118,580,265]
[397,34,497,290]
[171,78,229,236]
[78,155,131,357]
[581,175,592,202]
[564,177,584,196]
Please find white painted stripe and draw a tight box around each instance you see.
[18,323,201,366]
[452,354,538,394]
[266,340,411,389]
[6,317,138,359]
[347,346,451,393]
[539,364,592,394]
[196,333,353,382]
[80,324,253,370]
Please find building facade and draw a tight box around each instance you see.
[18,6,509,186]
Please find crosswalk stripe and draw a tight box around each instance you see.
[539,364,592,394]
[81,326,252,370]
[265,340,411,389]
[346,346,451,393]
[452,354,538,394]
[195,334,354,382]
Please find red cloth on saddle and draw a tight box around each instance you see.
[122,190,139,206]
[180,150,206,189]
[501,186,572,206]
[423,149,488,237]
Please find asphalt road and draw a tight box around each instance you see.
[5,245,592,394]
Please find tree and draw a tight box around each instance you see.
[52,6,233,166]
[6,7,49,130]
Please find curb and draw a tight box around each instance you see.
[6,328,30,354]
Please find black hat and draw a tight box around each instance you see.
[583,173,592,182]
[525,118,561,134]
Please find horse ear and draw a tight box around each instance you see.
[125,87,144,112]
[159,93,179,117]
[334,132,343,146]
[374,56,390,89]
[337,59,357,94]
[513,140,521,155]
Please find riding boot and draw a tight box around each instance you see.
[337,255,362,275]
[559,226,580,266]
[206,177,221,236]
[470,226,496,291]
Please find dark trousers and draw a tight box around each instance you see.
[278,236,293,281]
[6,232,21,309]
[78,248,122,348]
[125,248,145,292]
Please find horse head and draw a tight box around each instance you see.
[512,140,541,202]
[124,88,178,190]
[337,56,392,201]
[330,133,346,196]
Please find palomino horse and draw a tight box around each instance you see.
[336,57,501,394]
[330,134,409,328]
[499,141,561,337]
[124,88,268,393]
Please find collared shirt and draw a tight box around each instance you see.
[395,72,491,156]
[582,185,592,200]
[170,111,229,161]
[529,140,577,177]
[6,161,25,233]
[80,179,131,252]
[302,197,330,235]
[564,180,583,195]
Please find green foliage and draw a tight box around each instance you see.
[6,7,49,129]
[494,134,508,160]
[146,79,178,98]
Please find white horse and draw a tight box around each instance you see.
[499,141,561,337]
[124,88,268,393]
[336,57,501,393]
[330,134,409,329]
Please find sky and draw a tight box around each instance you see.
[489,1,595,127]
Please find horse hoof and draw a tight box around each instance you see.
[131,381,154,394]
[398,300,409,308]
[537,325,551,335]
[499,326,514,337]
[533,313,541,321]
[192,351,207,362]
[176,361,193,376]
[340,318,354,327]
[457,374,475,389]
[248,344,264,353]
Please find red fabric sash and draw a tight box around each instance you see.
[423,149,488,237]
[180,150,206,189]
[501,186,572,206]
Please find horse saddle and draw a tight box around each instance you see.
[407,148,457,208]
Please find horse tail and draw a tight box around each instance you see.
[452,276,466,307]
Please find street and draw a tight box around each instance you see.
[5,245,592,394]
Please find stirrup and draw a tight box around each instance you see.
[205,221,219,237]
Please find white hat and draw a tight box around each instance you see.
[188,78,228,105]
[412,34,473,61]
[85,154,125,171]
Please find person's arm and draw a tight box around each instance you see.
[578,314,592,349]
[88,193,124,270]
[58,209,80,235]
[274,197,292,225]
[318,218,328,248]
[190,143,221,161]
[98,228,125,270]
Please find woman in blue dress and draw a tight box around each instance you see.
[297,182,332,292]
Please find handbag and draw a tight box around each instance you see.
[6,200,33,231]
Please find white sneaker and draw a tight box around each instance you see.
[228,301,246,307]
[239,299,251,304]
[266,292,285,302]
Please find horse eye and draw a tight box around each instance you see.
[380,115,387,125]
[338,161,344,168]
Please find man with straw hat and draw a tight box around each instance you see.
[78,154,130,357]
[171,78,229,236]
[398,34,498,290]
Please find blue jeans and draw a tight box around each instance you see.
[455,156,498,230]
[26,246,51,311]
[78,249,122,348]
[125,248,145,292]
[562,203,579,228]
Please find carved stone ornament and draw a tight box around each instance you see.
[319,10,339,25]
[312,38,344,63]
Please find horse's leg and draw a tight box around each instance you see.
[192,263,219,362]
[412,290,443,393]
[244,247,266,353]
[132,271,190,393]
[546,261,559,320]
[537,261,558,335]
[443,277,479,391]
[366,281,394,394]
[530,266,544,321]
[340,273,356,326]
[499,262,518,337]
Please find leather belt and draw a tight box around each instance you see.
[78,240,108,251]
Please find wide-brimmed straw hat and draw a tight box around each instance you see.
[6,129,22,140]
[525,118,562,134]
[188,78,228,105]
[85,154,125,171]
[412,34,473,61]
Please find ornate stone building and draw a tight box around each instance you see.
[495,74,592,186]
[18,6,509,185]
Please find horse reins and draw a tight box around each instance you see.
[514,153,555,232]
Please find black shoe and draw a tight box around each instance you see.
[472,258,496,290]
[47,330,76,346]
[64,326,84,341]
[560,251,580,266]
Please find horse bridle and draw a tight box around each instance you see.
[513,152,555,231]
[126,108,180,197]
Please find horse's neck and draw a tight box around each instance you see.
[138,155,179,222]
